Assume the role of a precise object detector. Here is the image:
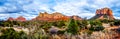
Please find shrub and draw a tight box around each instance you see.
[57,30,65,34]
[90,20,102,27]
[86,30,93,35]
[77,20,88,30]
[114,20,120,26]
[89,26,104,31]
[0,28,27,39]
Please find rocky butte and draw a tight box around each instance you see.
[91,7,115,20]
[32,12,82,21]
[7,16,26,22]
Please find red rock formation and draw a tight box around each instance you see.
[33,12,82,21]
[96,7,113,16]
[15,16,26,21]
[7,16,26,22]
[33,12,69,21]
[91,7,115,20]
[7,17,14,21]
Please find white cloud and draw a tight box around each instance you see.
[0,14,10,17]
[53,0,88,16]
[0,6,6,12]
[79,13,95,19]
[115,17,120,19]
[0,14,10,20]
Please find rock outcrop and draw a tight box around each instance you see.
[33,12,82,21]
[91,7,115,20]
[71,15,82,20]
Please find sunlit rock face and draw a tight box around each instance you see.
[7,16,26,22]
[91,7,115,20]
[33,12,82,21]
[96,7,113,16]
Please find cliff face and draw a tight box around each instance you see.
[33,12,82,21]
[96,8,113,16]
[91,7,115,20]
[7,16,26,21]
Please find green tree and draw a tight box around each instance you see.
[66,19,79,35]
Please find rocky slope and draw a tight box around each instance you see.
[91,7,115,20]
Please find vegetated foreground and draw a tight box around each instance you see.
[0,19,120,39]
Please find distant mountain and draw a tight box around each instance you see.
[15,16,26,21]
[7,17,14,21]
[7,16,26,22]
[32,12,82,21]
[90,7,115,20]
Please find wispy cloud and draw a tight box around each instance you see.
[0,0,120,20]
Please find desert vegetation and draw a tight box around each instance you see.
[0,19,120,39]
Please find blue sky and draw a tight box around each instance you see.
[0,0,120,20]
